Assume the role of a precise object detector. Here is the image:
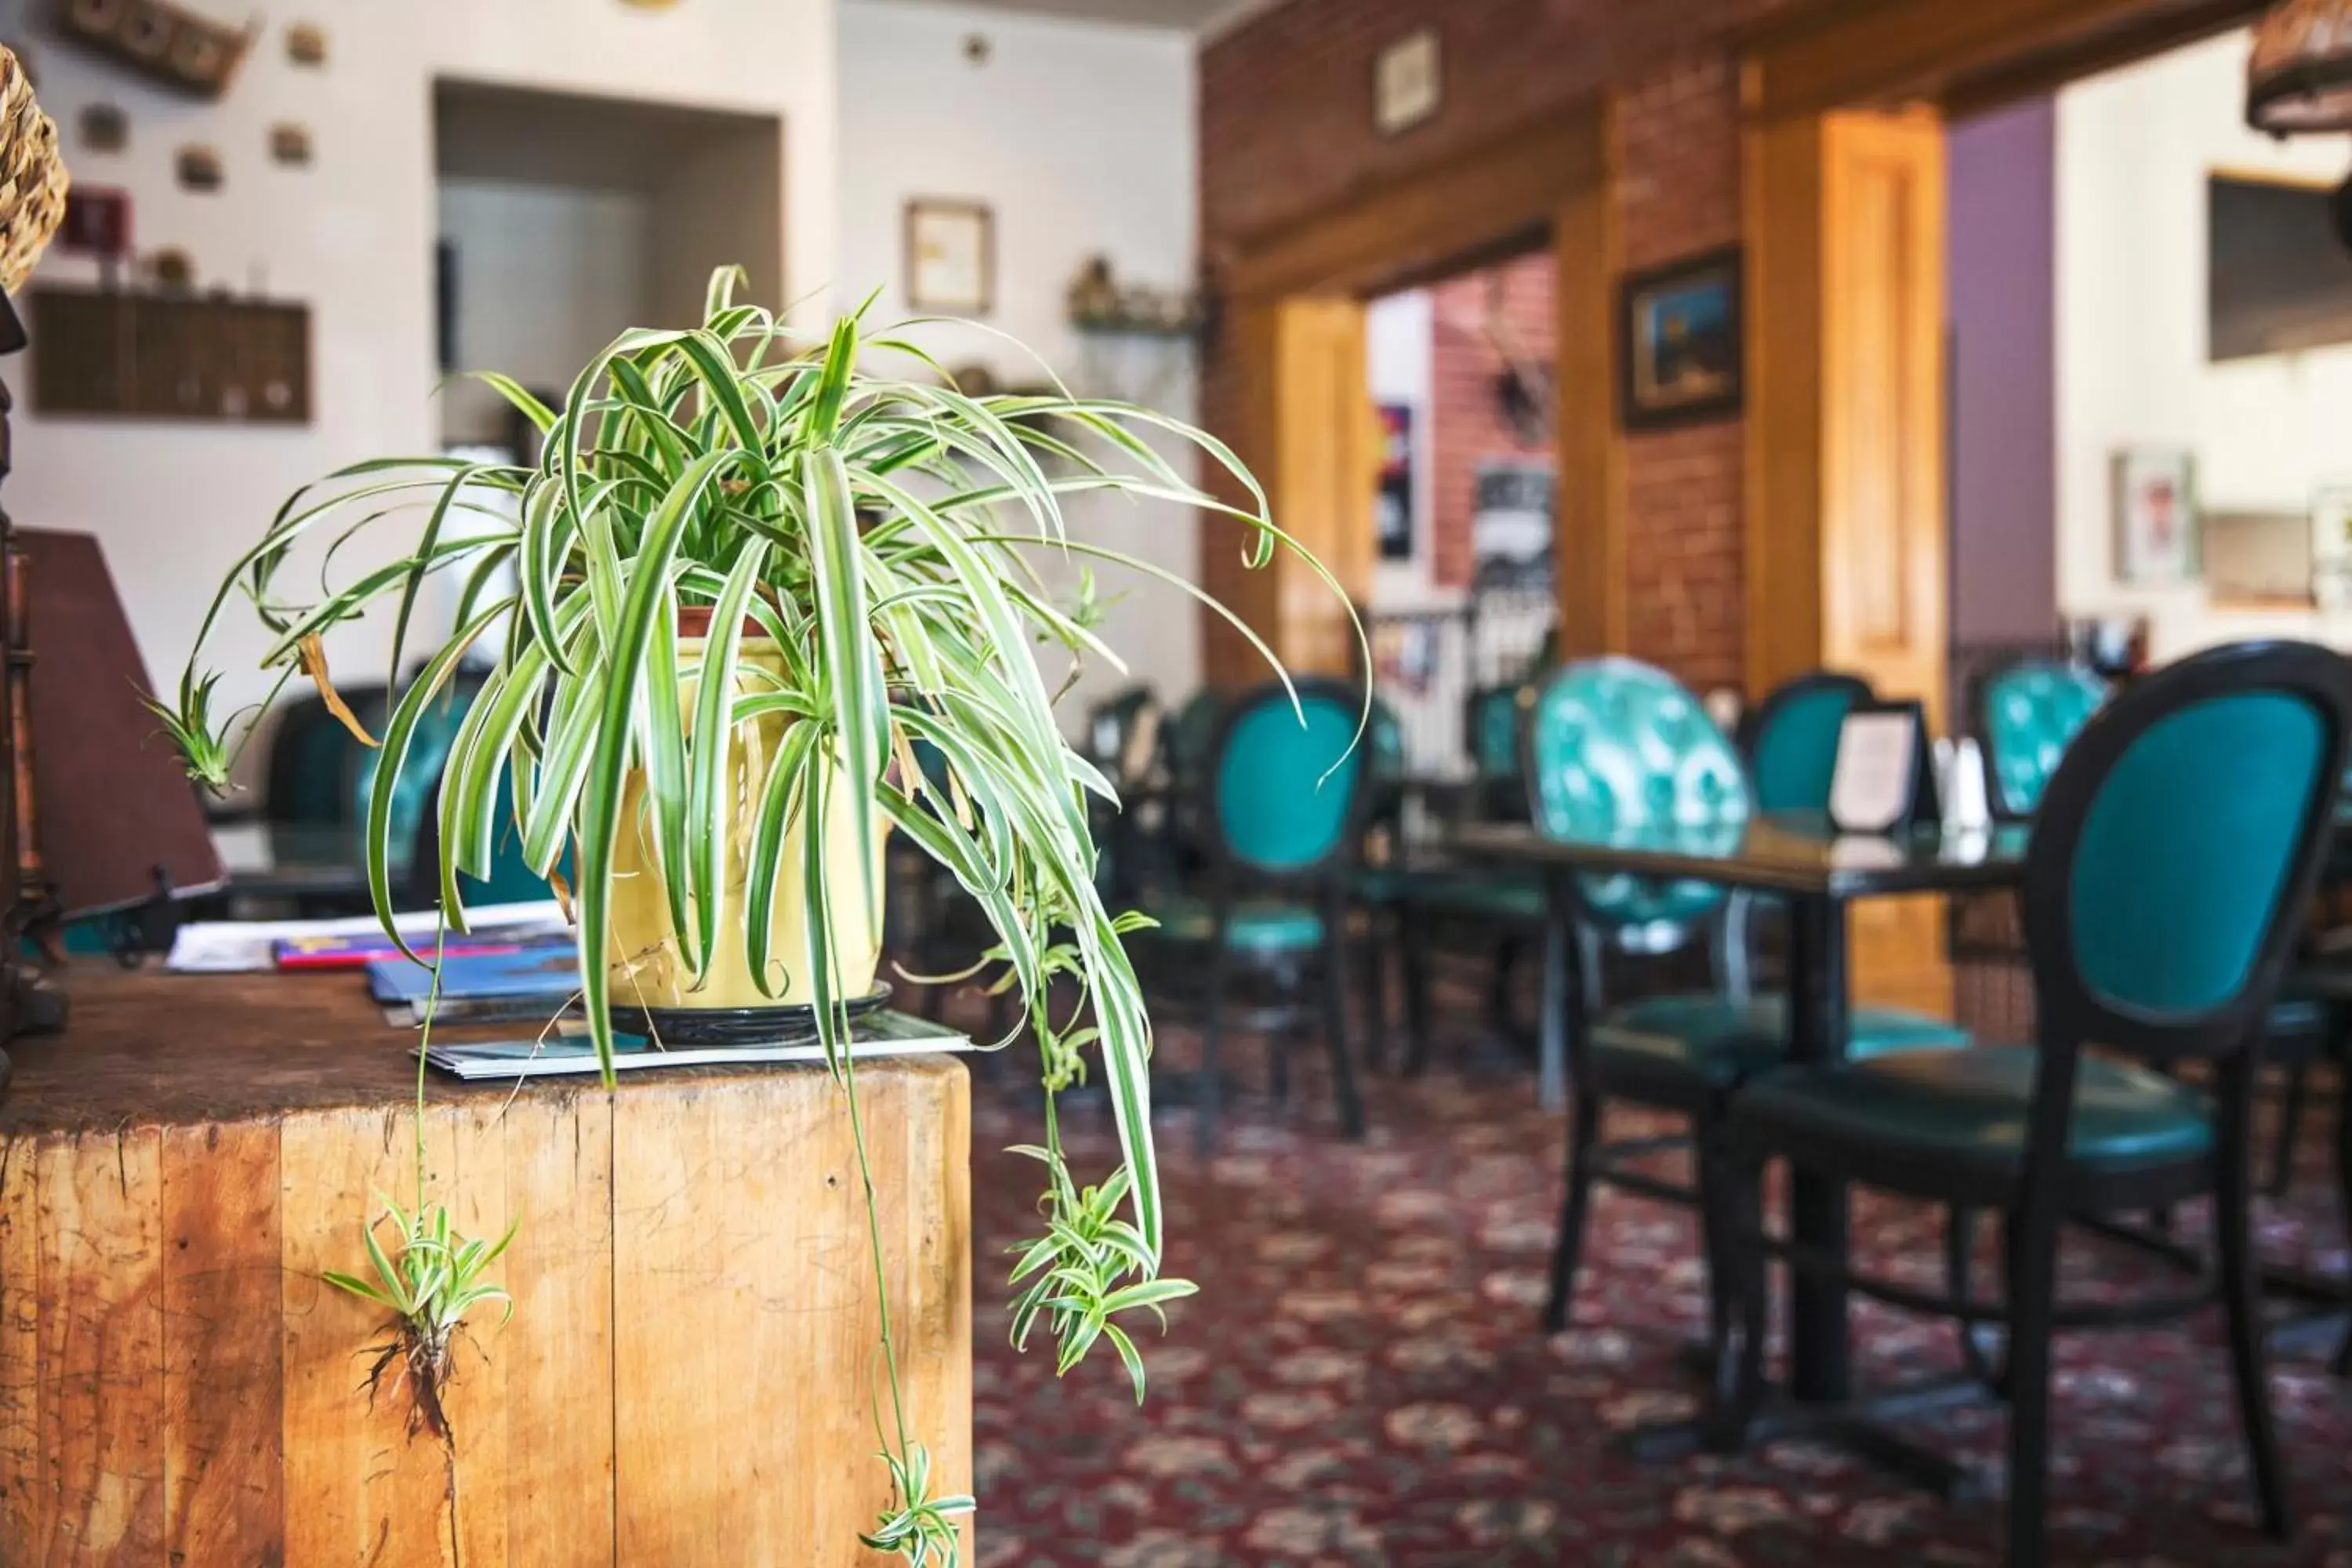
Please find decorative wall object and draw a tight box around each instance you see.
[56,0,256,100]
[1618,246,1744,430]
[58,188,130,259]
[2110,445,2199,584]
[0,38,71,1056]
[1470,459,1554,590]
[0,45,67,292]
[173,141,220,191]
[29,285,310,423]
[283,20,325,66]
[78,102,125,151]
[267,121,310,165]
[147,245,191,289]
[904,197,992,314]
[1374,27,1440,136]
[1376,402,1414,561]
[1065,253,1201,336]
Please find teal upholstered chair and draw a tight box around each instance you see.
[352,677,482,902]
[265,686,390,826]
[1722,670,1875,996]
[1975,658,2107,822]
[1526,657,1970,1352]
[1719,639,2352,1566]
[1739,670,1873,813]
[1146,679,1368,1152]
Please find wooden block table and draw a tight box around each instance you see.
[0,966,971,1566]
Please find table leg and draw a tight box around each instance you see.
[1784,894,1852,1403]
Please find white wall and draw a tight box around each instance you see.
[1365,287,1440,610]
[6,0,833,728]
[838,0,1201,719]
[2057,28,2352,659]
[437,180,655,447]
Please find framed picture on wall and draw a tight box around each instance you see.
[1619,247,1744,430]
[1375,401,1414,561]
[2111,445,2199,585]
[904,198,994,315]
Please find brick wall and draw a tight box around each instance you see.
[1615,57,1746,692]
[1428,252,1556,592]
[1200,0,1779,691]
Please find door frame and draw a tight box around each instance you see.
[1209,100,1617,685]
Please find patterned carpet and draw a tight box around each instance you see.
[956,989,2352,1567]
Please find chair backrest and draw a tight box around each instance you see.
[1740,670,1873,813]
[1465,683,1525,781]
[1082,684,1163,792]
[1161,688,1225,789]
[354,677,480,866]
[1978,658,2107,820]
[266,686,388,826]
[1525,657,1749,932]
[1207,680,1367,880]
[2022,640,2352,1064]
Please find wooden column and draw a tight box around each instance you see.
[0,969,971,1567]
[1745,99,1953,1015]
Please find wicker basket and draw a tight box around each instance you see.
[0,45,66,294]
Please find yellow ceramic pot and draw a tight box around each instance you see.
[604,634,882,1011]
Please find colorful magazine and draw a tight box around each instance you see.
[366,945,583,1008]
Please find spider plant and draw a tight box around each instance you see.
[157,267,1351,1563]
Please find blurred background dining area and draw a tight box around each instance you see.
[9,0,2352,1559]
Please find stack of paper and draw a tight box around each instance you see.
[419,1010,971,1081]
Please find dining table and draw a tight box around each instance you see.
[1450,811,2031,1491]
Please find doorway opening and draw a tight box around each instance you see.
[430,78,784,458]
[1363,247,1560,778]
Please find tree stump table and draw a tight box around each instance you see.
[0,965,971,1566]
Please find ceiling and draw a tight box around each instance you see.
[845,0,1279,34]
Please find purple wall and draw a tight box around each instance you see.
[1947,97,2059,648]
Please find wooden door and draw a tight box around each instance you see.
[1748,103,1952,1016]
[1269,295,1377,677]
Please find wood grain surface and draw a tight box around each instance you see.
[0,964,973,1566]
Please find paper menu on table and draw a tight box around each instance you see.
[1828,710,1917,833]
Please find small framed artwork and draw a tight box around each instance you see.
[1619,246,1744,431]
[904,198,993,315]
[2111,445,2198,584]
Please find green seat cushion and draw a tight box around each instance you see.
[1592,994,1969,1089]
[1736,1045,2212,1174]
[1150,896,1325,955]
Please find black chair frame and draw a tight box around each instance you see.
[1180,677,1371,1155]
[1717,639,2352,1566]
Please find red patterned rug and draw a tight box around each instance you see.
[959,994,2352,1566]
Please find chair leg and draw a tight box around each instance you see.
[1704,1134,1772,1452]
[1541,1089,1602,1333]
[1321,926,1367,1141]
[1358,908,1389,1075]
[1950,1205,2007,1395]
[2217,1075,2294,1537]
[1693,1120,1747,1421]
[2270,1062,2309,1198]
[1486,933,1519,1037]
[2336,1056,2352,1378]
[1196,932,1229,1158]
[1400,913,1434,1076]
[2002,1203,2060,1568]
